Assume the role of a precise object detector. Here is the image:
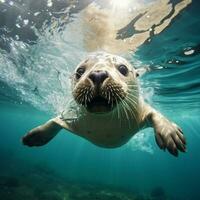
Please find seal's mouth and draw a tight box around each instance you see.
[86,96,115,113]
[73,80,126,114]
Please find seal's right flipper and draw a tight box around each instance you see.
[22,119,63,147]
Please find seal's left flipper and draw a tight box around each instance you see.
[149,111,186,156]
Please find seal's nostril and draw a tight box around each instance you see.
[89,71,109,85]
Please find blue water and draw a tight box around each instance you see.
[0,1,200,200]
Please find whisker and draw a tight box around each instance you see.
[124,101,138,128]
[125,95,138,105]
[119,97,131,129]
[115,98,121,124]
[124,98,140,130]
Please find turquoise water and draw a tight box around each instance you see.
[0,1,200,200]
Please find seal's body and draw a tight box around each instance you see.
[22,52,186,156]
[61,107,141,148]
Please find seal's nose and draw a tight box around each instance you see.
[89,70,109,85]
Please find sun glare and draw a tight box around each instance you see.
[110,0,131,9]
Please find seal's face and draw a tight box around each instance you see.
[72,52,138,114]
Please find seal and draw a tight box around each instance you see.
[22,52,186,156]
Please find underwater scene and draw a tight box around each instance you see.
[0,0,200,199]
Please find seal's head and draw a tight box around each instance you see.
[72,52,139,114]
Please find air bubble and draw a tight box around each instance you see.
[9,1,14,5]
[184,49,195,56]
[147,38,151,42]
[156,65,163,69]
[15,35,19,40]
[34,12,40,16]
[16,24,21,28]
[17,15,22,21]
[47,0,53,7]
[23,19,29,26]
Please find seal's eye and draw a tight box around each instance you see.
[118,65,128,76]
[76,67,85,79]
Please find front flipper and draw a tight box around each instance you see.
[22,119,63,147]
[150,112,186,157]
